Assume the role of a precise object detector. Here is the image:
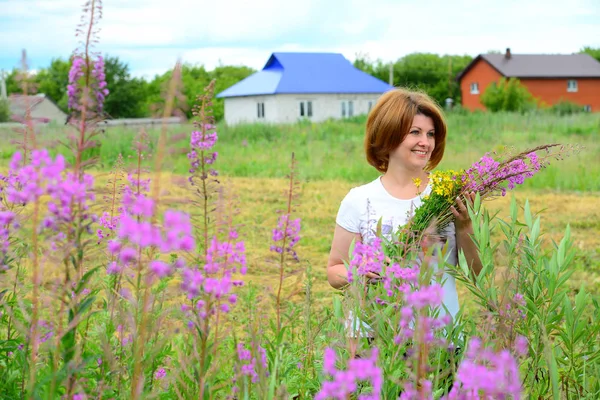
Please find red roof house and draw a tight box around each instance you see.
[457,48,600,112]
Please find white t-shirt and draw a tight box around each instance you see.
[336,176,460,320]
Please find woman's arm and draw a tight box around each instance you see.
[456,224,483,276]
[451,193,483,277]
[327,225,381,289]
[327,225,360,289]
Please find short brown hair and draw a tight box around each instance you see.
[365,88,447,172]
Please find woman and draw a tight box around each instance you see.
[327,88,482,321]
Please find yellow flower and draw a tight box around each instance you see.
[412,177,422,190]
[430,170,464,202]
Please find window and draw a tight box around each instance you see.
[584,105,592,112]
[567,80,578,92]
[368,101,374,112]
[257,102,265,118]
[341,100,354,117]
[470,82,479,94]
[299,101,313,117]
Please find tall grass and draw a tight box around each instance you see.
[1,111,598,191]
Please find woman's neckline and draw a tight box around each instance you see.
[377,175,431,202]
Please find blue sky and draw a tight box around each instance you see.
[1,0,599,80]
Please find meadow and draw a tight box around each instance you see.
[1,107,600,399]
[2,111,598,303]
[2,110,599,190]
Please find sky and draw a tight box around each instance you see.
[1,0,599,80]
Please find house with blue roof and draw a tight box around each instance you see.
[216,52,393,125]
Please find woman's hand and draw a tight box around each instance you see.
[450,192,477,233]
[451,191,484,276]
[365,271,382,285]
[421,217,443,252]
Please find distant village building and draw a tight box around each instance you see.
[216,52,393,125]
[457,48,600,112]
[8,94,67,123]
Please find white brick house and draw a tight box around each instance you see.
[217,52,393,125]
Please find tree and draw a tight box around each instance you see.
[480,77,537,112]
[35,58,70,110]
[353,52,378,76]
[145,63,255,121]
[210,65,255,121]
[4,68,36,95]
[143,64,208,119]
[580,46,600,62]
[102,56,149,118]
[353,53,473,106]
[6,56,149,118]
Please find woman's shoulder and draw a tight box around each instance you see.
[344,177,381,198]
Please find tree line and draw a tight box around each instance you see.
[1,47,599,122]
[2,57,255,122]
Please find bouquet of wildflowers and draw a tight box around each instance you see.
[388,143,578,257]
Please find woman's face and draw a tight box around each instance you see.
[389,113,436,171]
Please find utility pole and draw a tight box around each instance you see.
[448,57,452,99]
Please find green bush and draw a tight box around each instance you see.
[0,99,10,122]
[481,77,537,113]
[550,100,586,116]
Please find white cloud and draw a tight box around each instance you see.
[1,0,598,76]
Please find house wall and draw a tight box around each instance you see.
[32,99,67,123]
[459,59,503,111]
[461,59,600,112]
[223,93,383,125]
[224,95,279,125]
[520,78,600,111]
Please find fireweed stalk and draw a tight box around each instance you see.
[0,50,41,398]
[129,64,182,400]
[175,79,250,399]
[1,149,96,396]
[188,79,219,257]
[345,237,451,396]
[0,56,37,368]
[271,152,302,334]
[97,136,149,395]
[232,341,269,394]
[96,154,125,244]
[316,347,383,400]
[67,0,108,178]
[442,336,526,399]
[40,2,111,395]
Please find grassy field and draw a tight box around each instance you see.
[27,110,592,313]
[157,176,600,308]
[1,113,599,302]
[1,111,599,191]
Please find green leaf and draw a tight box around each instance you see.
[542,331,561,400]
[76,295,97,316]
[530,216,541,244]
[75,265,102,294]
[574,284,587,311]
[524,199,532,227]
